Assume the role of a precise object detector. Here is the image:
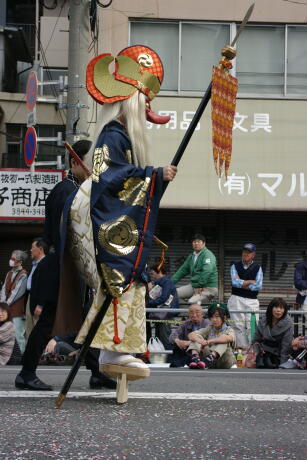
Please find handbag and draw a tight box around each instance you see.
[243,342,263,368]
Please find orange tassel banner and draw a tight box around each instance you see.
[211,65,238,178]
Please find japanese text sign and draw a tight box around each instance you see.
[0,169,64,220]
[148,97,307,210]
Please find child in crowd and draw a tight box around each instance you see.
[0,302,16,365]
[187,302,236,369]
[253,297,293,368]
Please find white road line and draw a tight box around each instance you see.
[2,367,306,376]
[0,391,306,402]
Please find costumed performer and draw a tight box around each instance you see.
[64,45,177,391]
[15,142,115,391]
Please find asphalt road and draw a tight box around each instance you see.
[0,366,306,460]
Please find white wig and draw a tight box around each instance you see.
[86,92,151,169]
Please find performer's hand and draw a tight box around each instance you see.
[45,338,57,354]
[163,165,177,181]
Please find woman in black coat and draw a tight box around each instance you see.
[253,297,293,368]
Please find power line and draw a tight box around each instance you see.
[281,0,307,5]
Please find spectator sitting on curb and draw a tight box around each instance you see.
[0,302,15,365]
[168,303,210,368]
[253,297,293,369]
[188,302,236,369]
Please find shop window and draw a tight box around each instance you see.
[130,21,179,91]
[287,26,307,95]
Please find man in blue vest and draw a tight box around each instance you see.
[227,243,263,349]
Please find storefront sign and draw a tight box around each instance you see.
[149,97,307,210]
[0,169,64,220]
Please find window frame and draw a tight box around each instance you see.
[129,19,307,100]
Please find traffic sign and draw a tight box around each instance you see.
[24,127,37,167]
[26,71,38,111]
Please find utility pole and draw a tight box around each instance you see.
[65,0,90,150]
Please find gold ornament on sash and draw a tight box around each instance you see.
[211,45,238,178]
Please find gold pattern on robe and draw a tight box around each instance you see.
[118,177,150,207]
[125,149,132,164]
[98,215,139,256]
[100,263,125,297]
[92,145,110,182]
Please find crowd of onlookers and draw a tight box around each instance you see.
[146,234,307,370]
[0,233,306,372]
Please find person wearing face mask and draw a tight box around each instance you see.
[0,250,28,353]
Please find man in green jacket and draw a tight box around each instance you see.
[171,234,218,304]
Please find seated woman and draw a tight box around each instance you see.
[0,302,16,365]
[253,297,293,368]
[187,302,236,369]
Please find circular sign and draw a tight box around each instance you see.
[26,71,38,111]
[24,127,37,167]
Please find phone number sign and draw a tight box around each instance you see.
[0,169,64,220]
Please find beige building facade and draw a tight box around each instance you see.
[0,0,307,303]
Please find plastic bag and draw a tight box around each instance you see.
[243,342,262,368]
[147,337,166,364]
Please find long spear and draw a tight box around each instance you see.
[55,3,255,408]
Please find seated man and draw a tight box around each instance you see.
[188,302,236,369]
[171,234,218,304]
[168,303,210,367]
[146,264,179,350]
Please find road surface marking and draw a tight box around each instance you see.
[0,391,306,402]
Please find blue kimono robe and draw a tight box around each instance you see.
[60,120,165,351]
[89,120,164,296]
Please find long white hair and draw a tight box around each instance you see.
[86,92,151,168]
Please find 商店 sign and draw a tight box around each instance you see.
[0,169,64,220]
